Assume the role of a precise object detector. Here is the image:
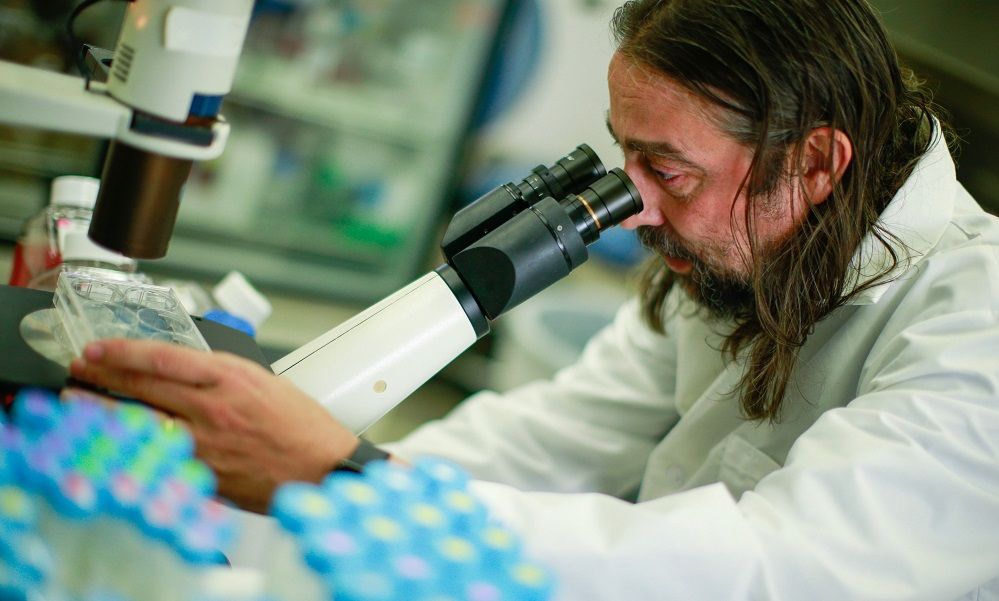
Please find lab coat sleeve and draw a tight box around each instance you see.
[387,298,682,498]
[466,248,999,601]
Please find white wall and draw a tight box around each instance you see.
[475,0,621,168]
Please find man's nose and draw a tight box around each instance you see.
[619,164,665,229]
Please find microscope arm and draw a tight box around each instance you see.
[272,270,480,435]
[0,60,229,161]
[0,61,129,139]
[275,169,642,435]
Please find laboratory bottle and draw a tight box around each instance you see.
[9,175,99,286]
[9,175,138,290]
[27,229,141,291]
[166,271,272,338]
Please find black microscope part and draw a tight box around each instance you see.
[441,144,607,260]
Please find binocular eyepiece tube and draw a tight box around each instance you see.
[513,143,607,206]
[441,145,643,323]
[441,144,608,260]
[561,167,643,244]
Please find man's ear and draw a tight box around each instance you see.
[800,127,852,206]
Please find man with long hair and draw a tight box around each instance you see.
[72,0,999,598]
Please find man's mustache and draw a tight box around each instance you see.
[637,225,700,264]
[636,224,756,320]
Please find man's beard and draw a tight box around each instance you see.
[637,225,756,320]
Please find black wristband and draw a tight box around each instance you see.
[334,437,391,474]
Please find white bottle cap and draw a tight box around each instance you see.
[49,175,101,209]
[61,229,135,267]
[212,271,272,329]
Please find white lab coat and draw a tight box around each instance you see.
[390,130,999,600]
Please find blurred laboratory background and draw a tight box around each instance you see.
[1,0,996,440]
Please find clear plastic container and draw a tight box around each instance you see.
[10,176,98,286]
[53,267,210,356]
[8,175,138,290]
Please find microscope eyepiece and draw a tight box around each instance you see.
[562,168,643,244]
[551,144,606,193]
[514,144,607,205]
[444,166,642,321]
[441,144,608,260]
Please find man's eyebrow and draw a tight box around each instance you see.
[605,117,705,172]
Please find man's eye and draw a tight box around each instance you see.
[654,169,681,183]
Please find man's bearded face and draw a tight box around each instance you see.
[637,224,756,319]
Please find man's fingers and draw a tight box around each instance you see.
[68,361,209,422]
[79,339,220,386]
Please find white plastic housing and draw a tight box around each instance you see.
[108,0,253,123]
[0,61,130,137]
[273,272,478,434]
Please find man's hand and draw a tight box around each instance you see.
[69,339,360,514]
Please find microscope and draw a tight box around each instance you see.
[0,0,260,396]
[0,0,643,433]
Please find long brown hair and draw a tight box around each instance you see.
[611,0,945,421]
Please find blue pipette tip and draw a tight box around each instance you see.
[272,481,341,534]
[10,388,61,433]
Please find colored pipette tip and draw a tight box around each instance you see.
[361,514,409,557]
[365,461,421,501]
[391,552,437,598]
[0,485,37,532]
[114,402,158,441]
[158,424,195,459]
[326,475,383,515]
[52,470,100,518]
[406,500,448,538]
[108,471,146,515]
[465,580,505,601]
[478,525,521,567]
[507,561,555,601]
[269,461,557,601]
[0,431,28,485]
[272,482,340,534]
[85,432,120,462]
[66,397,106,428]
[177,519,230,565]
[303,527,366,575]
[175,458,217,496]
[332,568,396,601]
[434,534,481,579]
[140,495,183,543]
[11,388,62,435]
[37,431,73,463]
[0,452,11,485]
[441,489,487,533]
[74,435,122,484]
[413,458,470,495]
[24,447,66,494]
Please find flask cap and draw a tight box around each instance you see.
[212,271,272,329]
[50,176,101,209]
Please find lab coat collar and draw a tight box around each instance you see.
[842,123,955,305]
